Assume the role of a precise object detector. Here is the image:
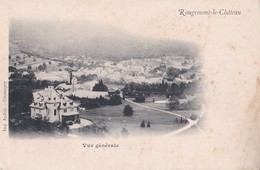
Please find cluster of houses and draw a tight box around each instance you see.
[14,53,198,124]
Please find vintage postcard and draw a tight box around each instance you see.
[0,0,260,169]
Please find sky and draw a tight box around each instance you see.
[6,0,215,44]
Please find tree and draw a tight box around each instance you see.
[115,90,120,95]
[147,122,151,128]
[69,71,73,84]
[43,63,47,69]
[140,120,145,128]
[123,105,134,116]
[9,71,22,79]
[28,65,32,70]
[166,95,180,110]
[16,56,20,61]
[190,114,198,120]
[38,65,44,71]
[166,67,180,79]
[92,79,108,92]
[9,66,16,72]
[68,61,74,67]
[109,95,122,105]
[9,85,33,117]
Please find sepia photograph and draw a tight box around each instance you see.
[9,19,205,138]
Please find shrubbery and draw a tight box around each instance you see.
[123,105,134,116]
[9,115,68,136]
[78,121,109,136]
[166,95,180,110]
[134,94,146,103]
[68,94,122,109]
[178,98,202,110]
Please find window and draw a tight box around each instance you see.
[64,109,67,113]
[70,108,74,111]
[54,109,57,116]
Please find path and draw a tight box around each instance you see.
[125,98,204,136]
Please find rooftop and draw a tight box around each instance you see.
[31,86,78,109]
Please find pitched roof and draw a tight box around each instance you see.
[31,86,79,109]
[55,83,72,91]
[33,86,62,103]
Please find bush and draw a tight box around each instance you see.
[121,128,128,137]
[81,99,101,109]
[78,121,108,136]
[123,105,134,116]
[190,114,198,120]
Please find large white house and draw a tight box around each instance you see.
[30,86,79,123]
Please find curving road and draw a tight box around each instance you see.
[125,98,204,136]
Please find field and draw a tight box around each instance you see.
[79,98,200,137]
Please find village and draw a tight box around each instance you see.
[9,40,204,137]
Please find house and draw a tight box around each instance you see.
[55,83,72,92]
[30,86,80,123]
[128,66,145,76]
[22,71,29,76]
[55,76,81,96]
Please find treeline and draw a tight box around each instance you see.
[77,74,98,83]
[166,96,202,110]
[123,80,201,98]
[68,95,122,109]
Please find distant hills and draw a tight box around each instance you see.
[9,20,199,60]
